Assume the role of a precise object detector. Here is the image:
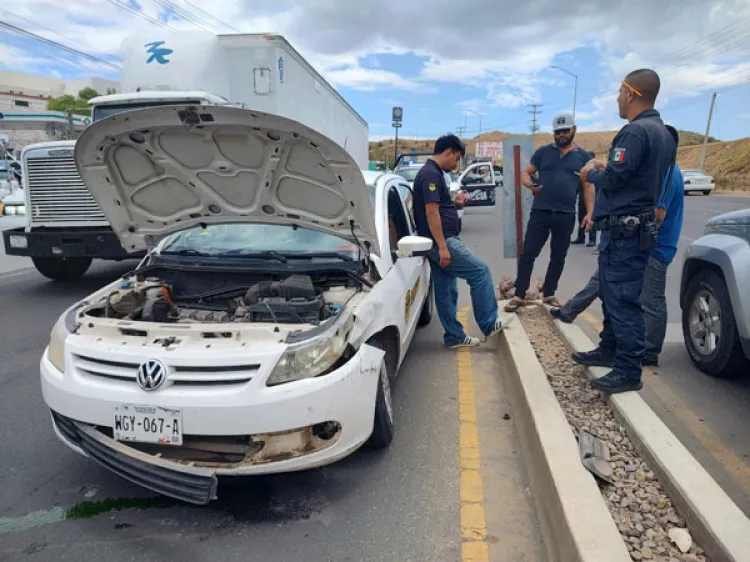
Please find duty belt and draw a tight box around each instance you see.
[595,210,655,231]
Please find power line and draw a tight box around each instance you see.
[0,8,84,50]
[181,0,240,32]
[0,19,121,70]
[106,0,176,30]
[150,0,219,32]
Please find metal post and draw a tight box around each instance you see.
[394,127,399,168]
[514,145,523,260]
[66,110,75,140]
[572,74,578,121]
[699,92,716,171]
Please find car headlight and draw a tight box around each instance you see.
[48,302,86,372]
[266,311,355,386]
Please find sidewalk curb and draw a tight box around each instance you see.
[547,307,750,561]
[496,300,631,562]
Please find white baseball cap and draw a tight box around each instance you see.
[552,112,575,131]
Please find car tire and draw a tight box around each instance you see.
[703,190,711,195]
[32,257,92,281]
[366,340,395,449]
[417,281,433,327]
[682,269,749,377]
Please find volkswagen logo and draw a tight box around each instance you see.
[136,358,167,391]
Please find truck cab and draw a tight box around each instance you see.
[2,91,240,281]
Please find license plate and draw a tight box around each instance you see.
[113,404,183,446]
[471,191,487,201]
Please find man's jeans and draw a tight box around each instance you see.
[558,256,669,363]
[427,236,498,347]
[641,257,669,362]
[514,209,576,299]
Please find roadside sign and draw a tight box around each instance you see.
[392,106,403,123]
[392,121,402,128]
[476,141,503,159]
[501,136,534,259]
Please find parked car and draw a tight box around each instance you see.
[40,106,435,504]
[682,169,715,195]
[680,208,750,377]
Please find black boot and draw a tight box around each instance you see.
[572,348,614,367]
[591,371,643,393]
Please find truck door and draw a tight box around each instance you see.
[459,163,496,207]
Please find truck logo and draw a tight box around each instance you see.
[145,41,173,65]
[48,149,74,157]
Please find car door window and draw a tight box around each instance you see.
[395,182,416,231]
[387,186,412,253]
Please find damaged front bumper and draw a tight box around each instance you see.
[42,344,385,504]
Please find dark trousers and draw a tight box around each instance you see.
[597,232,651,380]
[514,209,576,299]
[575,192,597,244]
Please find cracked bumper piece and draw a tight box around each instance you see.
[52,411,218,505]
[43,344,385,503]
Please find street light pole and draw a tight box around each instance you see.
[550,65,578,121]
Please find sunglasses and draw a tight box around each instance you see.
[621,80,642,97]
[554,128,572,135]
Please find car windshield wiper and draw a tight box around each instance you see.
[160,248,215,257]
[216,250,289,262]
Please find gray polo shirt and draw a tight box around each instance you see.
[530,144,590,214]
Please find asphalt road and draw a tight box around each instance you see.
[0,223,544,561]
[473,192,750,518]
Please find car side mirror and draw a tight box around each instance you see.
[397,235,433,258]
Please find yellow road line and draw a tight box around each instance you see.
[578,312,750,498]
[457,308,489,562]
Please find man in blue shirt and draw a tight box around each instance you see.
[552,138,684,368]
[413,134,510,348]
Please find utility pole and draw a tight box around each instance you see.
[66,110,75,140]
[528,103,542,146]
[699,92,716,171]
[456,125,466,138]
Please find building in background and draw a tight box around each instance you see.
[0,70,120,156]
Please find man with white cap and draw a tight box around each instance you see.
[505,112,595,312]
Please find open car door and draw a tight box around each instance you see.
[457,162,497,207]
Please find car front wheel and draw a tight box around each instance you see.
[682,269,749,377]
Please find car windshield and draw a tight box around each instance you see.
[159,223,354,258]
[395,168,421,181]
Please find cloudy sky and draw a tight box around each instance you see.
[2,0,750,141]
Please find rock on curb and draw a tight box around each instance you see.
[496,300,631,562]
[548,308,750,562]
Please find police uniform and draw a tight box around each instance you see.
[578,109,676,392]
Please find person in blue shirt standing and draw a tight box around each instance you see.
[575,69,676,394]
[552,131,684,369]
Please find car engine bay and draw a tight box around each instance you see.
[83,267,363,325]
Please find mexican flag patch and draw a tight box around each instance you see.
[610,148,626,162]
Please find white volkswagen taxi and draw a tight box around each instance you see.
[40,105,434,504]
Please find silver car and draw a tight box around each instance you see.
[680,208,750,377]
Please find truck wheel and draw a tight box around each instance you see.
[365,339,395,449]
[417,282,433,327]
[32,257,92,282]
[681,270,749,377]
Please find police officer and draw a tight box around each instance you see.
[574,69,676,394]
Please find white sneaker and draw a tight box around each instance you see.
[483,316,513,341]
[449,336,481,349]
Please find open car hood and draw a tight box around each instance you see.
[74,105,378,255]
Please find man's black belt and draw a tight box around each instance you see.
[595,210,655,231]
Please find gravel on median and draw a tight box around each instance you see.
[515,303,708,562]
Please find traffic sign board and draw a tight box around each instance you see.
[392,122,402,128]
[392,106,403,122]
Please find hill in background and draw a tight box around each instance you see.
[369,130,749,191]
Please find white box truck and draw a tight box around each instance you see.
[3,32,369,281]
